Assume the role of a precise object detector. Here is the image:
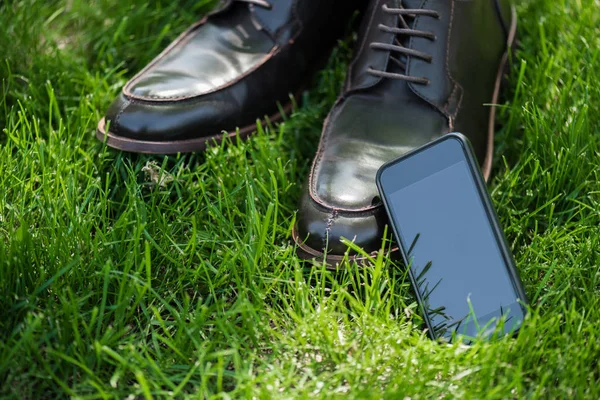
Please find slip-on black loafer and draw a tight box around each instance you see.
[294,0,517,265]
[97,0,362,154]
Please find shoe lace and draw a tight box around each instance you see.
[235,0,272,9]
[367,2,439,85]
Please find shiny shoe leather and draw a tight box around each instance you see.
[97,0,361,154]
[295,0,516,264]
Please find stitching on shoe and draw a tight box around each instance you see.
[113,97,132,135]
[110,98,236,138]
[308,102,337,202]
[310,196,384,218]
[442,0,464,119]
[443,82,463,120]
[293,225,395,264]
[444,83,459,114]
[322,209,338,251]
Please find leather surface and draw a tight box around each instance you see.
[296,189,388,256]
[406,1,456,116]
[297,0,513,257]
[311,82,447,211]
[450,0,508,160]
[125,6,275,100]
[346,0,399,91]
[252,1,299,42]
[104,0,364,141]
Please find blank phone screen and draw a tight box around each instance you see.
[381,137,524,339]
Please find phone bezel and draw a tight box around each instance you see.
[376,132,528,339]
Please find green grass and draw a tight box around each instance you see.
[1,0,600,398]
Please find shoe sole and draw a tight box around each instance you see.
[96,101,294,154]
[293,6,518,267]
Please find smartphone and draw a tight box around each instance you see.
[376,133,527,341]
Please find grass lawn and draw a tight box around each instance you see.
[1,0,600,398]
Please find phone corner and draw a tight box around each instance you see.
[445,132,469,145]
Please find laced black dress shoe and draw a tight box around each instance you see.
[97,0,361,154]
[294,0,517,264]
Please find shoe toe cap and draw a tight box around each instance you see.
[295,95,448,261]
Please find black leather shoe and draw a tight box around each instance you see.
[294,0,516,264]
[97,0,361,154]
